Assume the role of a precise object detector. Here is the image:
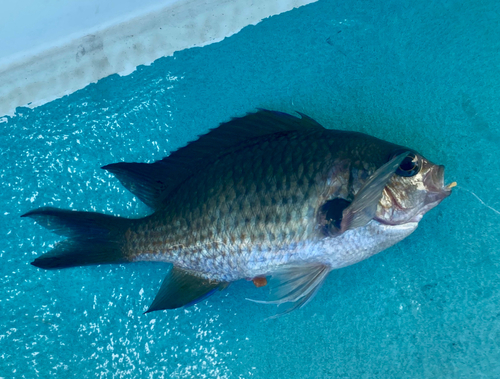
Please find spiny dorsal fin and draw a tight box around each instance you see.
[103,110,324,209]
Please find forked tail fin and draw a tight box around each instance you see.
[22,207,132,269]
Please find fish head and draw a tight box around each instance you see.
[375,150,453,225]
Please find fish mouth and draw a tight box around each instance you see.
[413,164,454,221]
[424,165,454,199]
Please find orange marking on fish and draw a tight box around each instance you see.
[252,277,267,287]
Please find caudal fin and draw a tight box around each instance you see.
[22,207,132,269]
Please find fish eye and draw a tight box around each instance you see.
[392,151,421,177]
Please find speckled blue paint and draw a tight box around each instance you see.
[1,0,500,377]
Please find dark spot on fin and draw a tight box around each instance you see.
[320,198,351,233]
[104,110,324,210]
[145,267,229,313]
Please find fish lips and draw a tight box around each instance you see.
[409,164,453,222]
[424,164,453,202]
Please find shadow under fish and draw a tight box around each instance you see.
[22,110,454,317]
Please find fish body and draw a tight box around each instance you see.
[24,110,452,315]
[126,127,412,279]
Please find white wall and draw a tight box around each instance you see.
[0,0,317,117]
[0,0,179,66]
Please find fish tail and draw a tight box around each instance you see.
[22,207,132,269]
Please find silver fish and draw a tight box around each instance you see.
[23,110,453,315]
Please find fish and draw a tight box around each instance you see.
[22,110,453,316]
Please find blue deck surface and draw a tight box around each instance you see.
[1,0,500,377]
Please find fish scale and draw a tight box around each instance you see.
[125,130,330,271]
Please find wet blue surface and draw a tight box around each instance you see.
[1,0,500,377]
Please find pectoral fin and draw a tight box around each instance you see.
[247,263,330,318]
[145,267,229,313]
[340,151,409,232]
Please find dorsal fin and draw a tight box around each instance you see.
[102,110,324,209]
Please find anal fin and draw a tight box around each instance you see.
[145,267,229,313]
